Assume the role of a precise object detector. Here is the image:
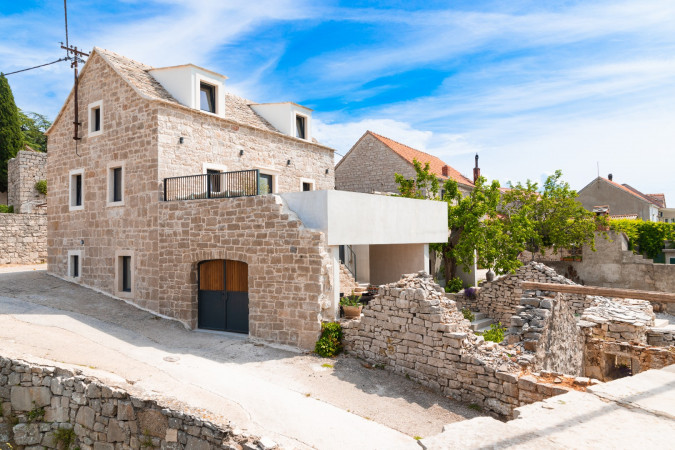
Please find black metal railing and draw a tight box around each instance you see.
[163,169,260,201]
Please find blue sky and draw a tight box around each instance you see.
[2,0,675,202]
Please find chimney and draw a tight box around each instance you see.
[442,165,449,177]
[473,154,481,184]
[608,173,613,181]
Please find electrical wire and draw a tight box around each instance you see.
[3,58,69,76]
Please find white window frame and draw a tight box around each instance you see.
[300,178,315,191]
[294,113,309,140]
[195,73,224,116]
[88,100,103,137]
[67,250,82,281]
[69,168,84,211]
[115,250,135,298]
[255,166,279,194]
[107,161,125,207]
[203,163,228,194]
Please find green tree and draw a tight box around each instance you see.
[0,74,24,191]
[19,110,51,152]
[501,170,598,258]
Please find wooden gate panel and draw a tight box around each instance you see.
[226,260,248,292]
[200,260,224,291]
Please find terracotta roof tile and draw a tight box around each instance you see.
[646,193,666,208]
[368,131,474,187]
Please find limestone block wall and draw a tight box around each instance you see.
[158,195,333,350]
[459,262,590,326]
[0,356,271,450]
[582,338,675,381]
[0,213,47,264]
[8,150,47,214]
[157,105,335,194]
[335,133,416,194]
[342,272,576,418]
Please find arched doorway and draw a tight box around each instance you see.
[198,259,249,333]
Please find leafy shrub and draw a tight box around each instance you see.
[34,179,47,195]
[315,322,343,357]
[461,308,475,322]
[444,277,463,293]
[0,204,13,213]
[482,323,505,343]
[610,219,675,258]
[464,287,477,299]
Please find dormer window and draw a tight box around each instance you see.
[295,114,306,139]
[200,82,216,113]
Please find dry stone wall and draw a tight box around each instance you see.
[0,213,47,264]
[342,272,577,418]
[0,356,276,450]
[7,150,47,214]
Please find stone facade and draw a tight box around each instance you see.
[46,49,336,349]
[577,177,658,221]
[7,150,47,214]
[0,213,47,264]
[0,356,275,450]
[341,272,578,418]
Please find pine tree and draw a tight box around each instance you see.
[0,74,24,192]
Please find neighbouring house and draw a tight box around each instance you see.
[45,48,447,349]
[8,146,47,214]
[335,131,475,196]
[577,174,665,222]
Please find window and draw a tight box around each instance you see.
[88,100,103,136]
[67,250,82,280]
[116,252,134,295]
[107,163,124,206]
[200,82,216,113]
[259,173,274,194]
[295,114,306,139]
[300,178,315,192]
[207,169,222,193]
[303,182,312,192]
[69,168,84,211]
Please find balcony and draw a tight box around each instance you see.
[163,169,261,201]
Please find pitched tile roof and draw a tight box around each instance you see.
[598,177,661,207]
[368,131,474,187]
[646,193,666,208]
[95,48,280,132]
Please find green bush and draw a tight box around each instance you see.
[610,219,675,258]
[0,204,13,213]
[34,179,47,195]
[444,277,463,293]
[315,322,343,357]
[461,308,475,322]
[482,323,505,343]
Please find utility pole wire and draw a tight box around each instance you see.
[3,58,69,76]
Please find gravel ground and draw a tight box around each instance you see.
[0,266,483,449]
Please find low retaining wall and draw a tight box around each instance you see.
[342,272,580,418]
[0,356,274,450]
[0,213,47,264]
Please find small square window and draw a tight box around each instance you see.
[69,169,84,210]
[295,115,306,139]
[302,182,312,192]
[259,173,274,194]
[301,179,315,192]
[200,83,216,113]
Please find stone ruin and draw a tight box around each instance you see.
[342,262,675,417]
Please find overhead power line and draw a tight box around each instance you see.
[3,58,69,76]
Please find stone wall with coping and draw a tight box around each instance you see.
[458,262,591,326]
[8,150,47,214]
[158,195,333,350]
[0,356,275,450]
[0,213,47,264]
[341,272,579,418]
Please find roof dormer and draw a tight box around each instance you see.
[149,64,227,117]
[250,102,313,141]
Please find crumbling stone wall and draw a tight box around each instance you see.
[0,357,274,450]
[459,262,591,325]
[342,272,576,418]
[7,150,47,214]
[0,213,47,264]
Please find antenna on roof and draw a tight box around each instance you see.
[60,0,89,148]
[597,162,599,178]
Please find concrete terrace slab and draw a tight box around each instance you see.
[421,367,675,449]
[0,266,483,449]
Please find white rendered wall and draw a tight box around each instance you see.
[149,65,226,117]
[369,244,427,285]
[353,245,370,283]
[251,103,312,140]
[280,190,448,246]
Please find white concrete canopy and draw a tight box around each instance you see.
[280,190,448,246]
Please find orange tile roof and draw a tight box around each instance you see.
[646,193,666,208]
[368,131,474,187]
[600,177,661,207]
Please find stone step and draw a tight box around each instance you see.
[471,317,495,332]
[654,318,669,328]
[473,312,488,321]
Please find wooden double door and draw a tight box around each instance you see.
[198,259,249,333]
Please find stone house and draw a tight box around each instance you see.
[577,175,664,222]
[45,48,447,349]
[335,130,474,196]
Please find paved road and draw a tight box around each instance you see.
[0,266,481,449]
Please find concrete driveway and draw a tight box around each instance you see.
[0,266,482,449]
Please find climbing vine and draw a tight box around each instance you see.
[610,219,675,258]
